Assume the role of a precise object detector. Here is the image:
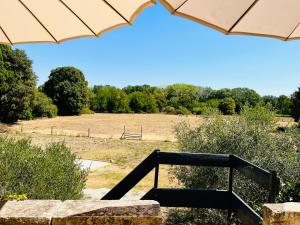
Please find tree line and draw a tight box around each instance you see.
[1,44,300,123]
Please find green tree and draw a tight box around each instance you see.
[207,88,232,100]
[218,97,236,115]
[231,88,261,113]
[0,45,36,123]
[43,67,88,116]
[128,92,158,113]
[123,84,155,94]
[32,91,58,118]
[165,84,198,111]
[152,87,166,112]
[92,86,129,113]
[262,95,278,109]
[277,95,292,115]
[291,88,300,121]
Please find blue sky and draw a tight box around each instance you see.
[17,2,300,96]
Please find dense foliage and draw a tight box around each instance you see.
[128,91,158,113]
[291,87,300,121]
[91,86,129,113]
[89,84,293,116]
[43,67,89,116]
[166,106,300,225]
[0,137,87,200]
[218,97,236,115]
[32,91,57,118]
[0,45,36,123]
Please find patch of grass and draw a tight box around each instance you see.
[76,140,178,191]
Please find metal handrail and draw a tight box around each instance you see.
[102,150,280,225]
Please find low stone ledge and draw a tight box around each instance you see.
[0,200,161,225]
[263,202,300,225]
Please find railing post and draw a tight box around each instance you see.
[268,171,280,203]
[227,155,234,224]
[154,150,160,189]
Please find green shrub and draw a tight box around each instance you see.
[80,107,94,115]
[218,97,236,115]
[164,106,176,114]
[32,91,57,118]
[176,106,191,115]
[277,181,300,202]
[0,137,88,200]
[169,106,300,224]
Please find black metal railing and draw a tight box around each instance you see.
[102,150,280,225]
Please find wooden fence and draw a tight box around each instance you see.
[120,126,142,140]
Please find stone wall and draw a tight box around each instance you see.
[0,200,161,225]
[263,202,300,225]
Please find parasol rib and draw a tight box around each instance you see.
[285,22,300,41]
[227,0,260,34]
[0,26,13,44]
[17,0,58,43]
[59,0,97,37]
[102,0,130,24]
[173,0,188,14]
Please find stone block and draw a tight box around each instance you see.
[0,200,62,225]
[0,200,162,225]
[263,202,300,225]
[52,200,161,225]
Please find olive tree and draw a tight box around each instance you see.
[166,106,300,225]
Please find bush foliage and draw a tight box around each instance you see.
[0,137,87,200]
[166,106,300,225]
[218,97,236,115]
[32,91,57,118]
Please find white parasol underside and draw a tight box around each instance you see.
[161,0,300,41]
[0,0,155,45]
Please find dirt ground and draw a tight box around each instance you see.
[8,113,204,141]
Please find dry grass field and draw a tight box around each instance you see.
[8,113,204,141]
[2,113,295,196]
[4,113,196,194]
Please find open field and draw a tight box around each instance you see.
[1,113,295,197]
[8,113,204,141]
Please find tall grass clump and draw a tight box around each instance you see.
[0,137,87,200]
[166,106,300,225]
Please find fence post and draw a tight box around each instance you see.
[51,126,54,136]
[88,128,90,137]
[141,125,143,140]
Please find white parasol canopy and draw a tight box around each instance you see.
[160,0,300,41]
[0,0,155,45]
